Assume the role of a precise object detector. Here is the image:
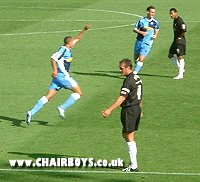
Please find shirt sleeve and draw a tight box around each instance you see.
[134,19,141,30]
[51,47,66,62]
[180,19,187,32]
[155,20,159,31]
[120,80,132,97]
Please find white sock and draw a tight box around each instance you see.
[31,96,48,116]
[127,141,138,169]
[179,59,185,74]
[133,61,143,75]
[171,57,180,68]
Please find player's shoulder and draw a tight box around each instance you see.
[152,17,159,24]
[138,17,147,22]
[177,16,183,20]
[58,46,70,53]
[59,46,67,51]
[133,74,142,83]
[126,73,141,82]
[177,16,185,23]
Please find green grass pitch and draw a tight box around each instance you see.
[0,0,200,181]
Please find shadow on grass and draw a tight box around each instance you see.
[139,73,173,78]
[0,115,50,127]
[72,70,173,79]
[71,71,123,79]
[0,169,94,181]
[8,152,103,160]
[8,152,75,159]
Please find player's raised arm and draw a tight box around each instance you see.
[73,24,91,45]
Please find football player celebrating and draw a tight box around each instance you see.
[26,24,91,124]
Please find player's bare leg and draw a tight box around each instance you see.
[45,89,58,100]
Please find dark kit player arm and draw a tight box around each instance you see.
[101,96,126,117]
[176,18,187,42]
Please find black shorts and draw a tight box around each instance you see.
[169,42,186,57]
[121,105,141,133]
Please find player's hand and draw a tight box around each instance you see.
[84,24,91,31]
[152,34,157,39]
[52,71,57,78]
[101,109,111,118]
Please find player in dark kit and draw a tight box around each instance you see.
[168,8,187,79]
[102,59,142,172]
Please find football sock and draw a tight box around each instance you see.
[179,59,185,74]
[59,93,80,110]
[127,141,138,169]
[171,57,180,68]
[133,61,143,74]
[31,96,48,116]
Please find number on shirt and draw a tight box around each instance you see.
[137,85,142,100]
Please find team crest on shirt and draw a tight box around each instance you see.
[66,57,73,62]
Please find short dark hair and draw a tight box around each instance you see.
[64,36,72,44]
[169,8,177,12]
[119,58,133,69]
[146,6,155,11]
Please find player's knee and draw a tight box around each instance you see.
[177,56,183,60]
[123,131,134,142]
[76,90,82,96]
[79,90,83,96]
[73,85,82,96]
[71,92,81,100]
[41,96,49,104]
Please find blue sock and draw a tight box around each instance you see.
[133,61,143,74]
[31,96,48,116]
[59,93,80,110]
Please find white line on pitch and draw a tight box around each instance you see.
[0,24,134,36]
[0,168,200,176]
[0,19,128,22]
[0,6,199,23]
[0,6,142,18]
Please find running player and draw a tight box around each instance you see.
[133,6,159,74]
[26,24,91,124]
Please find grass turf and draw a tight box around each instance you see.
[0,0,200,181]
